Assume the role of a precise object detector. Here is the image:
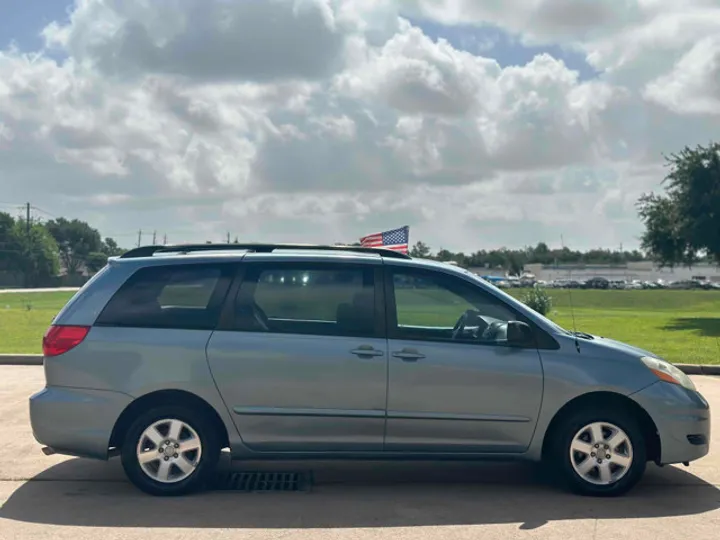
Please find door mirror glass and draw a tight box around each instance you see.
[507,321,533,347]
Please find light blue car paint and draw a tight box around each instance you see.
[29,246,711,495]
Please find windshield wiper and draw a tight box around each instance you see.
[572,331,595,340]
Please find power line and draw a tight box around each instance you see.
[30,206,57,219]
[6,202,231,250]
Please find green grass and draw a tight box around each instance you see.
[518,288,720,366]
[0,291,79,354]
[1,288,719,365]
[392,287,720,364]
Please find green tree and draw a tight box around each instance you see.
[13,220,60,287]
[0,212,21,273]
[637,142,720,266]
[409,241,432,258]
[101,237,126,257]
[531,242,552,265]
[504,251,524,276]
[85,252,109,273]
[45,218,103,274]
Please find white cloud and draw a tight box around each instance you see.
[44,0,344,82]
[644,36,720,115]
[405,1,720,86]
[0,0,718,252]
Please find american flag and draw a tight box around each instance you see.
[359,226,410,254]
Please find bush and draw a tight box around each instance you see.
[521,285,553,316]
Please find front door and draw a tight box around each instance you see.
[384,265,544,453]
[206,258,387,452]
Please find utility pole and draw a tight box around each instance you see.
[137,229,142,248]
[226,231,230,244]
[152,230,157,244]
[24,203,31,288]
[163,234,167,245]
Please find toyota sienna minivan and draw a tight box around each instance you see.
[30,243,710,497]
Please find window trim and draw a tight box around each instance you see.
[383,265,559,350]
[217,261,386,339]
[94,262,236,331]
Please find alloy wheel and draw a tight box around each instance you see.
[569,421,633,486]
[135,418,203,484]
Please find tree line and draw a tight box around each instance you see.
[1,141,717,286]
[406,241,647,275]
[0,210,651,286]
[0,214,125,287]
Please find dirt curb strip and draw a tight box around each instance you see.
[0,355,43,366]
[1,354,720,375]
[674,364,720,376]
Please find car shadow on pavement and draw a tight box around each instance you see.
[1,457,718,530]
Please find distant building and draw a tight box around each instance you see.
[523,262,720,283]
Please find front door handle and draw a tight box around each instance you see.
[350,346,384,358]
[392,349,425,361]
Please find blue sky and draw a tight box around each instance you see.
[0,0,71,51]
[409,17,599,80]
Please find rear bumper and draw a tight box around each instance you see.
[631,381,711,465]
[29,386,133,460]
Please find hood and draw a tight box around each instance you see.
[566,333,658,360]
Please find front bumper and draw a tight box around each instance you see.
[29,386,133,460]
[631,381,711,465]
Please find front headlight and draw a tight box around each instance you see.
[640,356,696,391]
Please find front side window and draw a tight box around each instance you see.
[234,263,377,337]
[391,268,522,345]
[95,264,231,330]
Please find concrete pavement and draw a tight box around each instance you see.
[1,365,719,539]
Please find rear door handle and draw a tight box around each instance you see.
[392,349,425,361]
[350,346,384,358]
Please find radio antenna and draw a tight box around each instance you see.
[561,234,580,353]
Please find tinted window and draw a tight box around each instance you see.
[96,264,231,330]
[391,269,521,345]
[234,263,377,337]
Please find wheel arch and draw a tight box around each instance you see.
[541,391,661,463]
[110,389,230,450]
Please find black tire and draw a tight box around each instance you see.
[121,405,220,496]
[551,406,647,497]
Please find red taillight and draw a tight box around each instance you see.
[42,325,90,357]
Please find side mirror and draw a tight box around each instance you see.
[507,321,534,347]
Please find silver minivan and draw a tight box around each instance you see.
[29,243,710,497]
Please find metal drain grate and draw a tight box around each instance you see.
[213,471,312,492]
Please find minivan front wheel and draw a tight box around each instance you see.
[121,406,220,496]
[553,408,647,497]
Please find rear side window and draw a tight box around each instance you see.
[95,264,233,330]
[232,263,379,337]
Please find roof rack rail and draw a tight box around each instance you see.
[119,242,412,260]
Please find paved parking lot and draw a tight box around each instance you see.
[1,366,719,539]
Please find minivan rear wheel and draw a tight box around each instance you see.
[552,407,647,497]
[121,405,220,496]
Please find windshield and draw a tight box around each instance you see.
[458,268,573,336]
